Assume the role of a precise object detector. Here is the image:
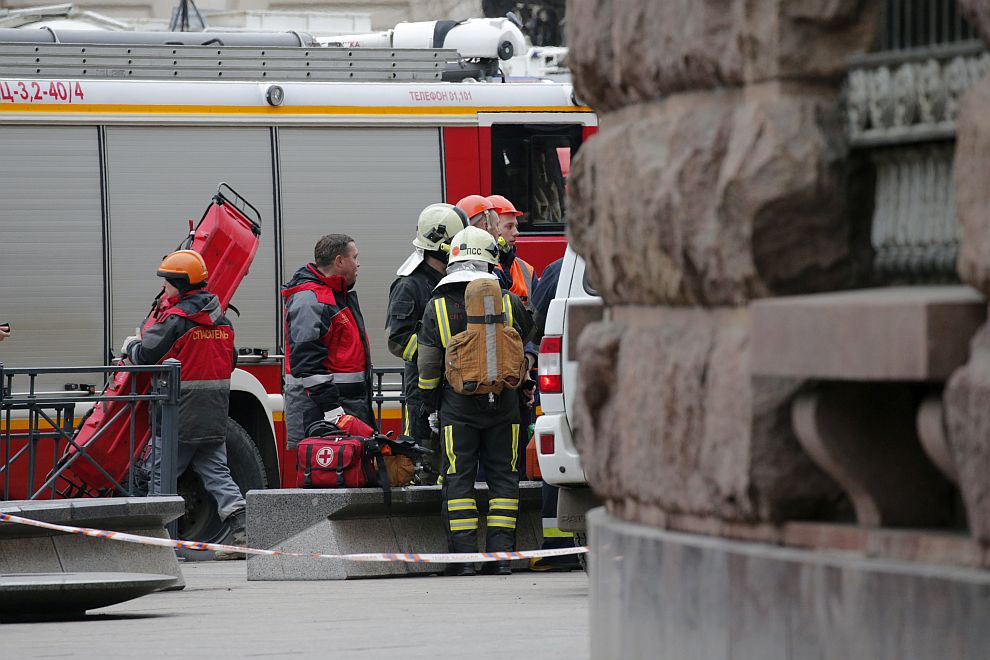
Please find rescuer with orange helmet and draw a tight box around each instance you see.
[120,249,246,556]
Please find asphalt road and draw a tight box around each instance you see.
[1,561,590,659]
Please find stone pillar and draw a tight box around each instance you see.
[567,0,880,530]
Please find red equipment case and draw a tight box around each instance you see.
[57,184,262,496]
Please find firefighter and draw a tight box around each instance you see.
[386,203,468,483]
[282,234,375,450]
[487,194,540,476]
[120,250,245,553]
[418,226,535,576]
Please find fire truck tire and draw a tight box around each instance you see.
[177,418,268,542]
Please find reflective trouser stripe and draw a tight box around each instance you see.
[510,423,520,473]
[487,515,517,529]
[419,376,440,390]
[444,425,456,475]
[449,517,478,532]
[447,498,477,512]
[403,412,411,435]
[489,497,519,511]
[435,297,451,348]
[402,333,418,361]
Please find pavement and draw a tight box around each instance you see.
[1,561,590,659]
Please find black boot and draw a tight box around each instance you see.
[445,563,476,577]
[480,560,512,576]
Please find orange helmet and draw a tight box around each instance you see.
[157,250,208,287]
[455,194,495,223]
[487,194,522,217]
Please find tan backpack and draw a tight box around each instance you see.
[443,278,527,396]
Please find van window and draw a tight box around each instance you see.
[491,124,583,233]
[582,268,599,297]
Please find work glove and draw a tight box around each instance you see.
[323,406,345,424]
[120,335,141,359]
[428,411,439,434]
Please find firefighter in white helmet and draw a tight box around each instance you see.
[418,226,534,575]
[386,203,468,483]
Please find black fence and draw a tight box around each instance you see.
[0,360,181,502]
[372,367,406,432]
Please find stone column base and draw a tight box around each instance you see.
[589,508,990,660]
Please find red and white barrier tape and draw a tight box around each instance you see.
[0,512,587,564]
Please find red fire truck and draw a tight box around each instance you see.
[0,26,596,539]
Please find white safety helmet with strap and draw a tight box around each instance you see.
[413,203,469,252]
[447,226,500,267]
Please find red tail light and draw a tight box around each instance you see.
[539,432,555,455]
[539,335,562,393]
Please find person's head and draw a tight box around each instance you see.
[315,233,359,285]
[413,203,469,262]
[156,250,208,297]
[455,194,497,233]
[486,194,522,248]
[447,226,500,272]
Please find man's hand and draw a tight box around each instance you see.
[0,323,9,342]
[323,406,345,424]
[522,380,536,408]
[428,411,439,434]
[120,335,141,358]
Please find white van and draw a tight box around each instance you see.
[534,246,604,548]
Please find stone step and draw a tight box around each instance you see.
[0,497,186,590]
[246,482,544,581]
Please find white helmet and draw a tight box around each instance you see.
[413,204,468,251]
[448,226,500,266]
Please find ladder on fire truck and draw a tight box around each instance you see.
[0,41,456,81]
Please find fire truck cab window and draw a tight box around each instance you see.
[491,124,583,232]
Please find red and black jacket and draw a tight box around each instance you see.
[127,290,236,445]
[282,264,372,418]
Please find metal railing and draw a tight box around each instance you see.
[371,366,406,432]
[0,359,181,502]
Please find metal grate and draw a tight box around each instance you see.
[878,0,976,51]
[0,43,456,81]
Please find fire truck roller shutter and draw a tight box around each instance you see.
[277,127,444,370]
[0,126,104,390]
[104,126,276,540]
[104,127,277,354]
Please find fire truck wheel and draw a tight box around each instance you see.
[177,418,268,542]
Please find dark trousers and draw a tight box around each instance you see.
[439,392,520,553]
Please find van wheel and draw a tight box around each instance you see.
[573,531,589,573]
[177,419,267,542]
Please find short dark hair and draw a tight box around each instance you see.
[314,234,354,268]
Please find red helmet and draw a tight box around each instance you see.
[455,194,495,221]
[486,194,522,217]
